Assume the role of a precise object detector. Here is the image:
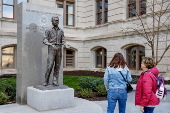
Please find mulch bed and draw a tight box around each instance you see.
[64,70,104,78]
[64,71,170,84]
[0,74,16,78]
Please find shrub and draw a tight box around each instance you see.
[77,89,94,98]
[0,92,8,105]
[0,81,6,92]
[5,82,16,100]
[0,78,16,100]
[79,77,103,91]
[96,84,107,96]
[131,77,138,84]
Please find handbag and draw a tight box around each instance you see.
[119,71,133,93]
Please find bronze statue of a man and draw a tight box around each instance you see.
[43,16,65,86]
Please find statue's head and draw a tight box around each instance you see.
[51,16,59,27]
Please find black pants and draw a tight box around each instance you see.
[44,46,62,83]
[143,107,155,113]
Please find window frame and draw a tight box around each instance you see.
[56,0,75,26]
[63,48,75,68]
[126,45,145,70]
[127,0,146,18]
[1,45,17,69]
[95,48,107,68]
[96,0,108,25]
[2,0,28,20]
[2,0,14,19]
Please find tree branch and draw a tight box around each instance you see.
[130,27,152,47]
[156,0,164,63]
[156,45,170,65]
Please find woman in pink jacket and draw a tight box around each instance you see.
[135,57,160,113]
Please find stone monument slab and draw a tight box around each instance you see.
[17,2,63,105]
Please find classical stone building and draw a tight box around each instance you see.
[0,0,170,78]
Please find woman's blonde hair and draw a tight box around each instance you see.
[142,57,155,69]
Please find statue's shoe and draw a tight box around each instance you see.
[43,82,48,86]
[53,82,59,86]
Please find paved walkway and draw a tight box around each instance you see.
[0,91,170,113]
[0,98,169,113]
[0,98,103,113]
[94,101,170,113]
[94,91,170,113]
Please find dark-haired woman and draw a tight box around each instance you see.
[135,57,160,113]
[104,53,132,113]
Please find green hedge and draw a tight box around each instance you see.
[0,92,8,105]
[77,89,94,98]
[0,78,16,100]
[95,84,107,96]
[78,77,103,91]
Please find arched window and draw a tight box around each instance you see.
[63,49,75,68]
[1,46,17,69]
[127,45,145,70]
[96,48,107,68]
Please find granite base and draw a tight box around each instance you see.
[27,86,75,111]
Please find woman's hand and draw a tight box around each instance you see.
[140,106,144,112]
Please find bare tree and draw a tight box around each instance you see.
[122,0,170,65]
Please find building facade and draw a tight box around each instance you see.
[0,0,170,78]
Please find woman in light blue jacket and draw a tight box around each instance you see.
[104,53,132,113]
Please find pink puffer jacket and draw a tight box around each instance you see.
[135,67,160,106]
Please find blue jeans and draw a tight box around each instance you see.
[107,88,127,113]
[143,107,155,113]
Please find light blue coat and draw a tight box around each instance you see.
[103,66,132,91]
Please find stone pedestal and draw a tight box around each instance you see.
[27,87,75,111]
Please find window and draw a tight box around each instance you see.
[96,0,108,25]
[96,48,107,68]
[1,46,17,69]
[2,0,28,19]
[128,0,146,18]
[63,49,75,68]
[2,0,14,19]
[56,0,75,26]
[127,45,145,70]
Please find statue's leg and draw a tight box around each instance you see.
[43,47,55,86]
[53,48,62,86]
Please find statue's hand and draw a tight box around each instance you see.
[65,44,70,48]
[52,45,59,49]
[64,43,70,48]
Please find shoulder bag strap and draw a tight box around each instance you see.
[119,71,128,83]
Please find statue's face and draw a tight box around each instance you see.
[52,17,59,27]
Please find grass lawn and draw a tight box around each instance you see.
[63,75,101,89]
[0,76,101,91]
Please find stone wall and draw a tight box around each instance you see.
[0,0,169,78]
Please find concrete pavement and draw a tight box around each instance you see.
[1,98,169,113]
[94,101,170,113]
[94,91,170,113]
[0,98,103,113]
[0,91,170,113]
